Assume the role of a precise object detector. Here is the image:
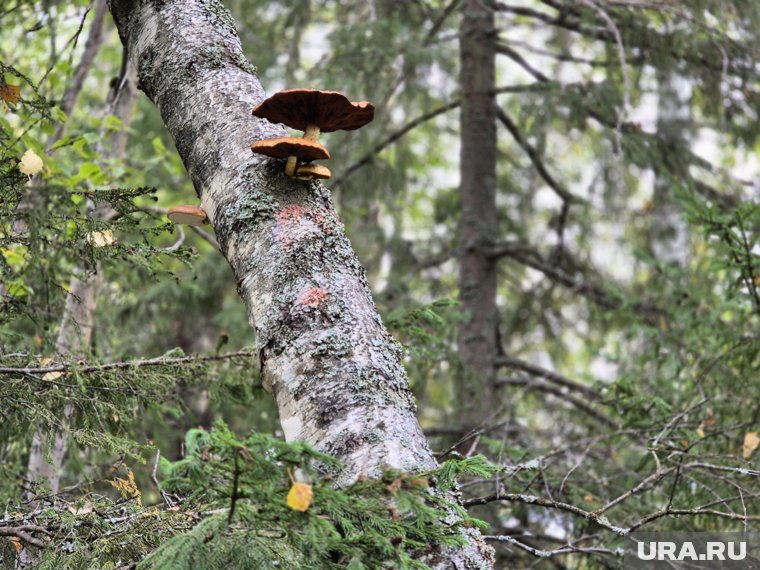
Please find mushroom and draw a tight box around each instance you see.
[295,163,331,181]
[251,89,374,178]
[250,137,330,177]
[167,205,209,226]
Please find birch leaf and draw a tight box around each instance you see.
[86,230,115,247]
[743,431,760,460]
[0,84,20,104]
[286,482,313,512]
[19,149,43,175]
[39,357,63,381]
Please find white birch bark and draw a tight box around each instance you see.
[107,0,493,566]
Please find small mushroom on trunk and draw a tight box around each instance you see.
[167,205,209,226]
[295,163,331,181]
[250,137,330,176]
[251,89,374,180]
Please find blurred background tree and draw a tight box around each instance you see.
[1,0,759,567]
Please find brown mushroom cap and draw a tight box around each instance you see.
[252,89,374,132]
[296,164,331,180]
[167,205,208,226]
[251,137,330,161]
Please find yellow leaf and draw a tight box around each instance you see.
[110,469,142,506]
[743,431,760,460]
[1,245,27,267]
[406,477,428,489]
[287,482,313,512]
[9,536,22,552]
[86,230,115,247]
[696,414,715,439]
[19,149,43,175]
[386,477,402,494]
[0,84,20,104]
[38,357,64,380]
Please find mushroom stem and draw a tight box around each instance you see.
[303,124,321,141]
[284,155,298,176]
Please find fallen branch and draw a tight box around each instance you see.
[0,524,50,548]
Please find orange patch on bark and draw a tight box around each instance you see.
[277,204,309,223]
[299,286,330,307]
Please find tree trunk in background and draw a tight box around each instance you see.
[25,272,99,498]
[25,62,140,499]
[457,0,498,437]
[47,0,110,152]
[107,1,492,566]
[650,65,691,265]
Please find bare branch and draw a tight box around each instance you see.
[483,534,621,559]
[332,83,559,188]
[465,491,631,535]
[496,376,618,428]
[489,241,663,318]
[495,356,600,400]
[631,507,760,532]
[496,43,549,82]
[0,350,257,376]
[0,524,50,548]
[495,107,573,205]
[594,466,677,516]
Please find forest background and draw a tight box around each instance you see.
[1,0,759,568]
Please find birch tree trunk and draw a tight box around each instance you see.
[457,0,498,435]
[107,0,493,566]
